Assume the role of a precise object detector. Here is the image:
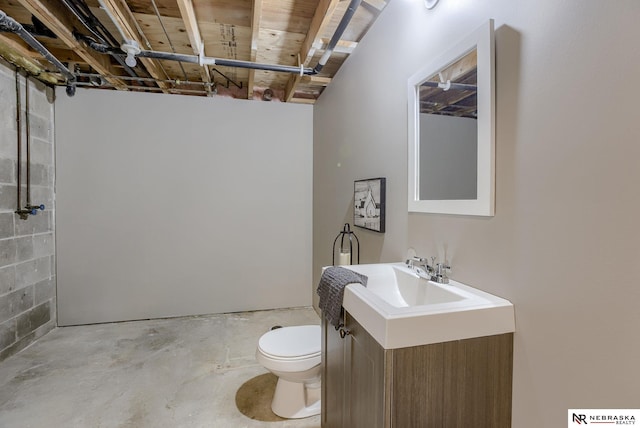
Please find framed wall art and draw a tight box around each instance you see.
[354,177,386,233]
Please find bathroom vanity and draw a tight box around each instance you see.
[320,263,515,428]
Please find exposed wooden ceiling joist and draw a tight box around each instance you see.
[301,75,331,85]
[429,49,477,84]
[1,0,389,102]
[316,38,357,55]
[99,0,171,92]
[0,33,61,83]
[284,71,301,102]
[300,0,340,67]
[176,0,212,95]
[284,0,339,102]
[247,0,263,99]
[16,0,127,89]
[420,50,478,117]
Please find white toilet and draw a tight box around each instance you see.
[255,325,321,419]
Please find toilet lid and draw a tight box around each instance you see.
[258,325,320,359]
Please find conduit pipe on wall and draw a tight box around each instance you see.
[14,72,28,220]
[23,77,45,213]
[14,72,46,220]
[0,10,76,95]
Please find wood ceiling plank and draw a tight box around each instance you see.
[134,14,191,54]
[5,0,387,102]
[192,0,253,28]
[176,0,212,94]
[126,0,181,18]
[0,2,36,24]
[256,28,303,66]
[100,0,171,91]
[253,68,289,91]
[260,0,316,34]
[15,0,127,88]
[199,20,252,61]
[138,13,251,88]
[39,47,86,64]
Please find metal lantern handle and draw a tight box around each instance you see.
[332,223,360,265]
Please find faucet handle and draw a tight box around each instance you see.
[435,262,451,284]
[406,256,424,268]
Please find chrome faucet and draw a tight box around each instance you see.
[406,256,432,275]
[433,262,451,284]
[406,256,450,284]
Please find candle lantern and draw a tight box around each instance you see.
[332,223,360,265]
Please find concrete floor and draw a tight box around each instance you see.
[0,307,322,428]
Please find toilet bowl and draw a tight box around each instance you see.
[256,325,321,419]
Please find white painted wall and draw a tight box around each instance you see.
[313,0,640,426]
[56,89,312,326]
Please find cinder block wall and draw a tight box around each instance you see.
[0,60,56,361]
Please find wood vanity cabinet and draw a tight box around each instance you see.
[321,311,513,428]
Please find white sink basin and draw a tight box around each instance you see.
[341,263,515,349]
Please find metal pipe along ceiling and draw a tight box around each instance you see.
[0,10,75,83]
[88,0,365,77]
[2,0,365,91]
[136,50,316,75]
[420,81,478,91]
[134,0,365,76]
[60,0,141,80]
[313,0,363,74]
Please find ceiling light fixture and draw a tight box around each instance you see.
[424,0,440,9]
[121,40,141,68]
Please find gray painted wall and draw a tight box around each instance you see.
[313,1,640,426]
[419,114,477,200]
[0,61,56,361]
[56,89,313,326]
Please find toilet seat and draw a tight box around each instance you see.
[257,325,321,372]
[258,325,320,358]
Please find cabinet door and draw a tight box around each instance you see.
[344,312,387,428]
[391,334,513,427]
[322,315,346,428]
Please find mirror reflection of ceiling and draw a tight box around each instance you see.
[418,50,477,118]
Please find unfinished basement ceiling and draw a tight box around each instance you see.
[0,0,389,102]
[419,49,477,118]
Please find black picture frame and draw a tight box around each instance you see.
[354,177,386,233]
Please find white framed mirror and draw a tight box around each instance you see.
[408,20,495,216]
